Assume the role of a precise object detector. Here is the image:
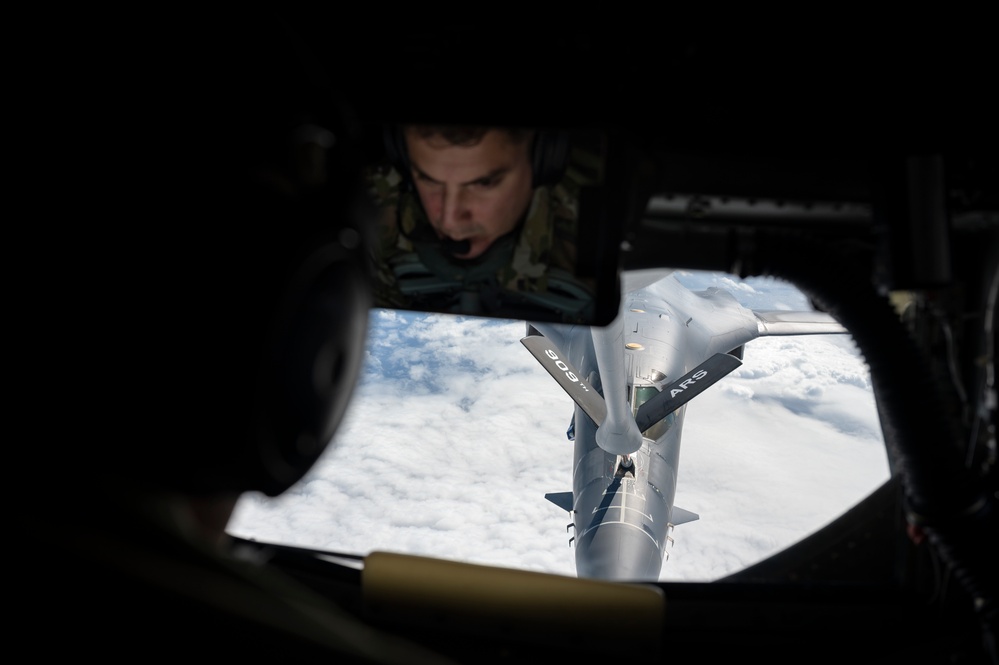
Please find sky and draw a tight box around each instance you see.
[227,270,891,582]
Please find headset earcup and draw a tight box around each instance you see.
[532,130,571,187]
[383,124,411,180]
[252,238,371,496]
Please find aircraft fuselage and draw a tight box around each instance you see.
[528,272,842,580]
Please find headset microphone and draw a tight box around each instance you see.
[442,237,471,255]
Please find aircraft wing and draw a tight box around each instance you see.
[753,310,846,336]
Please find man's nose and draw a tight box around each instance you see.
[439,187,471,233]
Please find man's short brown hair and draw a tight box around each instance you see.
[405,125,533,147]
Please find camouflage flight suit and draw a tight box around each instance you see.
[366,148,600,323]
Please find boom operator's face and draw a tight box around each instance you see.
[403,127,535,260]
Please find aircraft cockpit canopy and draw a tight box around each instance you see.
[632,384,676,440]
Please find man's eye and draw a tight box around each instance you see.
[471,177,499,189]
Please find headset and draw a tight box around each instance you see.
[382,124,571,189]
[69,16,375,499]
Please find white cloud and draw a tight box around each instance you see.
[228,271,890,583]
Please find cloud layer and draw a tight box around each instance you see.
[229,271,890,582]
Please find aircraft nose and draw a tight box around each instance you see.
[575,523,663,581]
